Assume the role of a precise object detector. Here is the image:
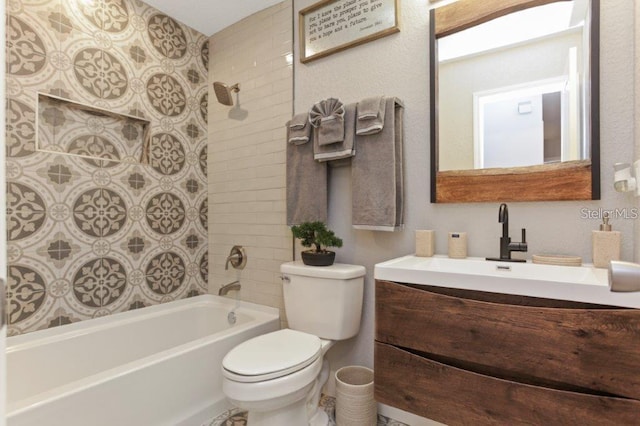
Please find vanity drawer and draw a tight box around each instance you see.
[375,280,640,400]
[375,342,640,426]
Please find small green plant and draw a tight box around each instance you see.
[291,221,343,253]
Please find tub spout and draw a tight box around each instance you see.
[219,280,241,296]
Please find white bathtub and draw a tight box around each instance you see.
[6,295,280,426]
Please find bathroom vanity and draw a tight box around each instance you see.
[374,255,640,425]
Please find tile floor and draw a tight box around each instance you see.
[204,395,409,426]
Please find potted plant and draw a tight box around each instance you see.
[291,221,343,266]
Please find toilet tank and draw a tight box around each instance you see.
[280,261,365,340]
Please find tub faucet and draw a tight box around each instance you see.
[219,280,241,296]
[486,203,527,262]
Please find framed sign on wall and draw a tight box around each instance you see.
[299,0,400,63]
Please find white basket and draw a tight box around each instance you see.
[335,366,376,426]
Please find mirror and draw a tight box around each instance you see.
[430,0,600,203]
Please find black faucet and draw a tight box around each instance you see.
[486,203,527,262]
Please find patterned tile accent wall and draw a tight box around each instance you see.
[207,1,292,325]
[5,0,209,335]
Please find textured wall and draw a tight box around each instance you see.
[5,0,209,335]
[636,0,640,264]
[293,0,636,386]
[207,2,293,324]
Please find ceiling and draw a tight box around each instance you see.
[143,0,285,36]
[438,2,581,62]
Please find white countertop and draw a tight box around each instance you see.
[375,255,640,309]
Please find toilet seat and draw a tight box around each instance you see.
[222,329,322,383]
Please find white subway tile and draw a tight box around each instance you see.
[208,0,291,312]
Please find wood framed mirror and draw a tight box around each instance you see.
[430,0,600,203]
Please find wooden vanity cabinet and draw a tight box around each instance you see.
[374,279,640,425]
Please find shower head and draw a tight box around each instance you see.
[213,81,240,106]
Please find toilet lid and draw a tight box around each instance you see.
[222,329,322,382]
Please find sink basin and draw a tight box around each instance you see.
[375,255,640,309]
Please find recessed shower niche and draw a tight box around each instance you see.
[37,93,151,165]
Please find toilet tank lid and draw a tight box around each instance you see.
[281,261,365,279]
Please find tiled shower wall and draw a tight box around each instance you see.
[5,0,209,335]
[208,1,292,323]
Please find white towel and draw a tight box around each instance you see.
[356,96,385,135]
[314,103,356,162]
[352,97,403,231]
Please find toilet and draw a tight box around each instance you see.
[221,261,366,426]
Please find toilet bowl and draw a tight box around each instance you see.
[221,261,366,426]
[223,329,334,425]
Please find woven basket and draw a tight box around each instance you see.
[335,366,376,426]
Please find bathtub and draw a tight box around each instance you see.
[6,295,280,426]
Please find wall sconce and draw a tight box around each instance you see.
[517,101,533,114]
[613,160,640,196]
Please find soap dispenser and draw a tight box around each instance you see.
[592,213,621,268]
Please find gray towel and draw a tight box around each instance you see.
[288,113,310,145]
[356,96,385,135]
[314,103,356,162]
[309,98,345,146]
[352,97,404,231]
[286,121,327,226]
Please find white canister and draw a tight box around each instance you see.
[335,366,376,426]
[448,232,467,259]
